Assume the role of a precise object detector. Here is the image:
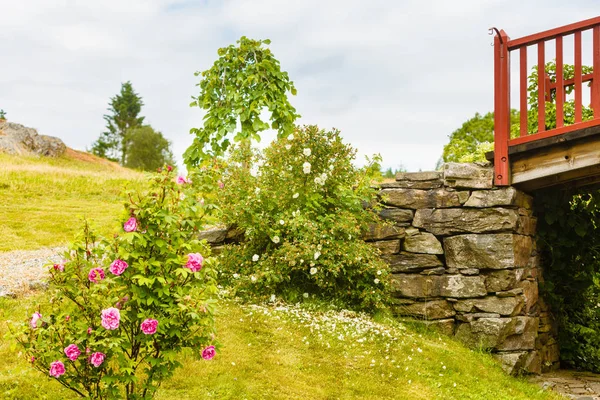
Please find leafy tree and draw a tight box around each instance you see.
[123,126,175,172]
[185,37,300,167]
[92,82,145,163]
[0,109,6,120]
[381,165,407,179]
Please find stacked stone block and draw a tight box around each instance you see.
[367,163,559,374]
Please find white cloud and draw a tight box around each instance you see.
[0,0,597,171]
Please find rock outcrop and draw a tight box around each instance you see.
[0,121,66,157]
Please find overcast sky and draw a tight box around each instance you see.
[1,1,598,171]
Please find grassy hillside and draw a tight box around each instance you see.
[0,152,559,399]
[0,149,143,251]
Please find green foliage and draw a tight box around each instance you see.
[0,109,6,119]
[216,126,390,311]
[10,168,219,398]
[124,126,175,172]
[185,37,300,167]
[536,189,600,372]
[92,82,145,164]
[381,165,406,179]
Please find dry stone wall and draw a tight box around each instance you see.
[369,163,558,375]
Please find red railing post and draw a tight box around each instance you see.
[494,29,511,186]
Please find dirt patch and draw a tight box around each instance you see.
[530,369,600,399]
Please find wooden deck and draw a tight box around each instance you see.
[486,125,600,192]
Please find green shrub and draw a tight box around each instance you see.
[11,167,219,399]
[216,125,390,311]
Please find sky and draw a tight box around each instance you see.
[1,0,598,171]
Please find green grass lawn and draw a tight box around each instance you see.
[0,150,561,399]
[0,150,143,251]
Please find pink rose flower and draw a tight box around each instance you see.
[185,253,204,273]
[166,165,173,172]
[101,307,120,330]
[53,263,64,272]
[88,268,105,283]
[89,352,106,367]
[140,318,158,335]
[87,327,92,335]
[202,345,216,360]
[176,175,190,184]
[30,312,42,329]
[64,344,81,361]
[109,259,128,276]
[123,217,138,232]
[218,180,224,189]
[86,347,91,354]
[65,315,70,322]
[30,356,35,363]
[49,361,65,378]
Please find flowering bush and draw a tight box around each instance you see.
[12,167,219,399]
[217,125,390,311]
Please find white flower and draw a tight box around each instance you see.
[293,193,299,199]
[303,292,309,298]
[272,236,280,244]
[310,267,318,275]
[374,278,380,284]
[233,273,240,279]
[377,270,382,276]
[270,294,276,302]
[251,275,257,282]
[329,164,334,170]
[287,134,294,140]
[279,220,285,225]
[285,144,291,150]
[180,193,186,200]
[252,254,259,262]
[302,162,311,174]
[303,148,312,157]
[314,251,321,260]
[314,176,324,185]
[254,187,260,194]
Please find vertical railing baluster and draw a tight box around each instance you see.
[520,46,528,136]
[537,41,546,132]
[575,31,583,123]
[494,30,510,186]
[592,25,600,118]
[556,36,564,128]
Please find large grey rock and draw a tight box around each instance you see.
[453,296,524,316]
[369,240,400,255]
[382,171,444,189]
[413,208,520,236]
[455,317,517,349]
[464,188,533,209]
[198,227,228,244]
[0,121,66,157]
[444,234,532,270]
[363,224,405,241]
[483,269,525,292]
[392,274,486,298]
[493,351,540,375]
[384,252,442,273]
[439,275,487,298]
[443,163,494,189]
[518,280,539,314]
[497,317,538,351]
[380,188,468,209]
[394,300,456,319]
[414,318,456,336]
[378,208,414,223]
[403,232,443,254]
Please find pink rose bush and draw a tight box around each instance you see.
[101,307,120,330]
[109,259,128,276]
[53,263,64,272]
[123,217,138,232]
[88,267,105,283]
[49,361,65,377]
[64,344,81,361]
[185,253,204,272]
[89,352,105,367]
[176,175,191,184]
[140,318,158,335]
[13,166,218,398]
[202,345,216,360]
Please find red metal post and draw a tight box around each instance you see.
[556,36,565,128]
[592,26,600,117]
[575,31,583,123]
[519,47,528,136]
[494,30,510,186]
[537,41,546,132]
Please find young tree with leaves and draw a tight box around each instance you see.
[92,82,145,163]
[123,126,175,172]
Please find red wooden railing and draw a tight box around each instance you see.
[493,16,600,186]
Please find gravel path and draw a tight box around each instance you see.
[0,247,66,297]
